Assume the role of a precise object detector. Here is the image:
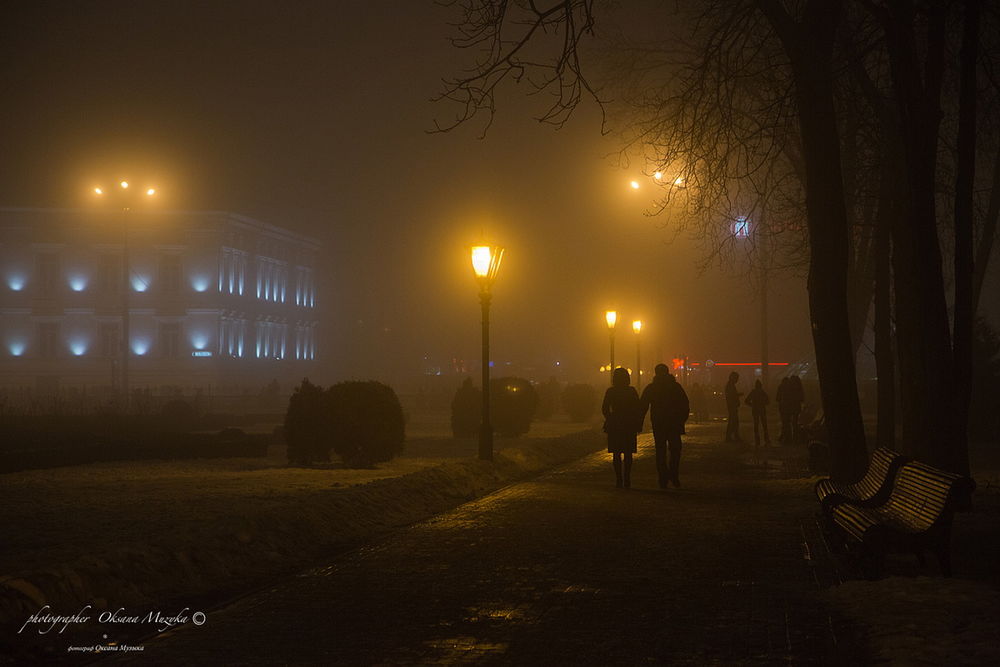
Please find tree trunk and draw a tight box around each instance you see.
[874,153,897,451]
[951,0,979,477]
[882,0,956,470]
[758,0,868,482]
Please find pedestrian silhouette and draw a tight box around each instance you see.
[690,382,709,423]
[724,371,743,443]
[640,364,690,489]
[745,379,771,448]
[602,367,642,488]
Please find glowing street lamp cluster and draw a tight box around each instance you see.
[602,311,645,387]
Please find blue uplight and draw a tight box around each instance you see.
[191,275,211,292]
[190,331,211,350]
[8,341,26,356]
[68,275,88,291]
[69,339,88,356]
[6,274,26,291]
[131,275,150,292]
[132,339,150,355]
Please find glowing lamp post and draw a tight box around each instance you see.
[632,319,643,390]
[605,310,617,384]
[94,180,156,411]
[471,244,504,461]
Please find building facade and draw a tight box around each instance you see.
[0,207,319,401]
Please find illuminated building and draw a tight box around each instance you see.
[0,207,319,397]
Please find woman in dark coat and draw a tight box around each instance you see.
[602,367,642,488]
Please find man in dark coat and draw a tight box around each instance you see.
[640,363,690,488]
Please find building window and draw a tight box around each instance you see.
[99,323,120,358]
[37,322,59,358]
[36,254,59,295]
[159,322,180,359]
[160,254,181,293]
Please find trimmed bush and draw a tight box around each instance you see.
[328,380,405,467]
[562,383,598,422]
[285,379,330,464]
[490,376,538,437]
[450,378,481,438]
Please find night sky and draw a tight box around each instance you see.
[0,1,820,387]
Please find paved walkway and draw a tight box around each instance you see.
[118,425,866,664]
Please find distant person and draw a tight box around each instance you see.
[724,371,743,443]
[745,379,771,447]
[640,364,690,489]
[776,377,792,443]
[690,382,709,423]
[602,367,643,488]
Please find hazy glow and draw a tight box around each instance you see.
[191,274,211,292]
[69,339,88,356]
[632,320,642,334]
[94,187,103,195]
[630,180,640,190]
[68,275,88,291]
[471,246,492,277]
[190,330,211,350]
[6,273,26,291]
[605,310,617,328]
[471,245,504,287]
[132,338,150,355]
[120,181,129,189]
[131,274,150,292]
[146,188,156,196]
[8,340,26,356]
[674,176,685,186]
[653,172,662,180]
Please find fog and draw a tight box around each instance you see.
[0,0,815,388]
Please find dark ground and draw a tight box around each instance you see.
[105,424,870,665]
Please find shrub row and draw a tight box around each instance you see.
[0,429,268,474]
[285,379,405,467]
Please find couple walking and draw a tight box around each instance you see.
[602,364,690,489]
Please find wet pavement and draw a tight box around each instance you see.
[115,424,865,665]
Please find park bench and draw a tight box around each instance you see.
[814,447,908,514]
[829,460,974,577]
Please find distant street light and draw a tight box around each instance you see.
[605,310,617,384]
[633,319,643,390]
[94,180,157,411]
[471,244,504,461]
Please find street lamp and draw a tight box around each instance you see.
[632,319,643,390]
[94,180,156,411]
[471,244,504,461]
[605,310,617,384]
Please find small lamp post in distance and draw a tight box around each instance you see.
[605,310,617,385]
